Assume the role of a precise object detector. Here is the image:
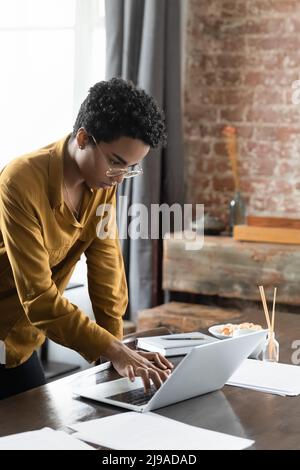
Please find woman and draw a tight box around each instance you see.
[0,78,172,399]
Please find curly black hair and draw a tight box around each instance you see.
[72,78,167,148]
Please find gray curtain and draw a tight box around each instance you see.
[105,0,184,321]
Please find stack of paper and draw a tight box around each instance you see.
[137,331,218,356]
[227,359,300,396]
[0,428,94,450]
[70,412,254,450]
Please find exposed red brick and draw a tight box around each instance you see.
[186,105,218,122]
[216,54,245,69]
[235,126,254,138]
[243,70,298,87]
[221,18,285,35]
[247,51,290,69]
[246,107,298,124]
[249,159,277,178]
[246,141,277,159]
[215,160,231,173]
[184,0,300,221]
[277,162,297,177]
[212,176,235,192]
[288,18,300,33]
[195,159,216,174]
[222,1,247,17]
[247,1,300,15]
[276,127,300,141]
[254,126,300,142]
[243,72,264,87]
[220,107,245,122]
[247,36,300,51]
[255,89,286,106]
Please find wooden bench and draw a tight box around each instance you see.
[163,234,300,305]
[137,302,242,332]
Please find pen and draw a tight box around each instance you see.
[164,337,205,341]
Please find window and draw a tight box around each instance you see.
[0,0,106,167]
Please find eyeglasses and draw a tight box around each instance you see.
[90,135,143,179]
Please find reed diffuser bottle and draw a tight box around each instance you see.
[223,126,246,235]
[261,331,279,362]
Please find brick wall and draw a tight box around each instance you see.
[184,0,300,224]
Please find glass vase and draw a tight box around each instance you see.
[229,191,246,235]
[260,331,279,363]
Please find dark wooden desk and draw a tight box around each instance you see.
[1,311,300,450]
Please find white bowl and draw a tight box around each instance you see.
[208,324,232,339]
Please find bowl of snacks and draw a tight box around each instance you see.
[208,322,266,359]
[209,322,262,339]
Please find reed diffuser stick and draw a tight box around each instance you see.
[269,287,277,359]
[258,285,271,330]
[271,287,277,333]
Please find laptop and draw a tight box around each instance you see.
[74,330,266,413]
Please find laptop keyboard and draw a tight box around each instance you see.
[107,385,157,406]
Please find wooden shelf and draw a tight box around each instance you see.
[234,224,300,245]
[247,216,300,229]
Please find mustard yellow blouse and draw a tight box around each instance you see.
[0,135,128,367]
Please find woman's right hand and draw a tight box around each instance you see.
[103,339,174,391]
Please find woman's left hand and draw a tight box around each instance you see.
[136,350,174,371]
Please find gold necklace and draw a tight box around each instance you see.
[63,179,81,218]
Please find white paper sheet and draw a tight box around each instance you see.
[227,359,300,396]
[69,412,254,450]
[0,427,94,450]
